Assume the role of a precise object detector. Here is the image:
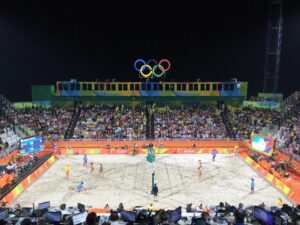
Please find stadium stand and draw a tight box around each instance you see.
[73,105,146,140]
[153,105,227,139]
[10,107,73,141]
[1,92,300,160]
[224,107,281,139]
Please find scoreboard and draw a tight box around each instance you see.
[21,135,43,156]
[250,134,274,156]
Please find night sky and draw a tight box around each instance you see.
[0,0,299,101]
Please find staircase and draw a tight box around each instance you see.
[220,105,235,138]
[145,106,155,139]
[149,111,154,139]
[145,108,151,139]
[65,105,81,139]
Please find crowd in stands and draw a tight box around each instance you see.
[153,106,226,139]
[276,92,300,159]
[0,92,300,160]
[9,107,73,141]
[73,105,146,140]
[0,96,20,157]
[1,201,300,225]
[225,107,281,139]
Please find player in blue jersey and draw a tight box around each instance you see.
[76,181,86,192]
[212,149,217,162]
[250,178,255,193]
[83,154,88,167]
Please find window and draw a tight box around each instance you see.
[206,84,210,91]
[70,83,75,91]
[218,84,222,91]
[189,84,193,91]
[111,84,116,91]
[63,84,69,91]
[130,84,134,91]
[193,84,198,91]
[142,84,146,90]
[158,84,163,91]
[229,83,235,91]
[135,84,139,91]
[224,84,229,91]
[170,84,175,91]
[94,84,99,91]
[200,84,205,91]
[153,84,158,91]
[123,84,128,91]
[182,84,186,91]
[106,84,111,91]
[99,84,104,91]
[212,84,217,91]
[147,84,151,91]
[75,83,80,90]
[87,83,92,91]
[118,84,123,91]
[82,83,87,91]
[165,84,170,91]
[177,84,182,91]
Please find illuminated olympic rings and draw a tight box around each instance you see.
[134,59,171,78]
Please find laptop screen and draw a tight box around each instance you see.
[38,201,50,210]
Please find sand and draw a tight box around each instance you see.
[12,154,292,209]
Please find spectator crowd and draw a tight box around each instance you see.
[73,105,146,140]
[225,107,281,139]
[153,106,226,139]
[0,92,300,161]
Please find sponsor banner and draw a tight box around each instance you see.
[109,149,128,154]
[243,101,281,109]
[45,140,249,149]
[176,148,195,154]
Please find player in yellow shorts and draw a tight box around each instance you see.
[65,165,71,179]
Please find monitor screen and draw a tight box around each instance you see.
[170,207,182,223]
[0,209,8,220]
[44,212,62,223]
[21,135,43,156]
[120,210,136,222]
[72,212,87,225]
[254,207,274,225]
[250,134,274,156]
[77,203,85,212]
[38,201,50,210]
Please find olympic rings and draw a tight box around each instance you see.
[152,64,164,77]
[140,65,152,78]
[134,58,171,78]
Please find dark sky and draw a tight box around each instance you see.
[0,0,299,101]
